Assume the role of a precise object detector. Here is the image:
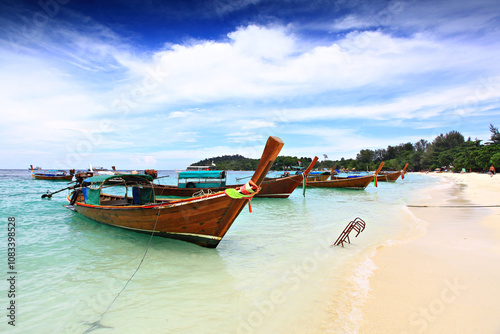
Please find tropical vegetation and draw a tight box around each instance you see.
[191,124,500,172]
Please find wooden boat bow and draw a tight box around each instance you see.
[402,162,409,174]
[251,136,285,186]
[374,162,385,176]
[66,136,285,248]
[303,156,319,177]
[212,136,284,239]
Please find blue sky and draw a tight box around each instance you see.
[1,0,500,169]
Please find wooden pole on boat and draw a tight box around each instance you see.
[373,161,384,187]
[250,136,285,186]
[215,136,284,238]
[400,162,409,180]
[402,162,409,174]
[301,156,318,196]
[303,156,319,176]
[374,161,385,176]
[42,185,76,199]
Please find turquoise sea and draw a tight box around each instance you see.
[0,169,440,333]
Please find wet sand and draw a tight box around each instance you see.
[359,172,500,334]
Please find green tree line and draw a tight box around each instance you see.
[191,155,313,171]
[192,125,500,172]
[317,124,500,172]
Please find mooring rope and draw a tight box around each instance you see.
[83,206,163,333]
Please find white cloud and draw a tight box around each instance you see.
[115,27,500,115]
[130,155,157,168]
[1,8,500,168]
[332,15,373,30]
[244,77,500,124]
[226,133,265,143]
[236,120,276,129]
[229,25,295,61]
[168,111,196,118]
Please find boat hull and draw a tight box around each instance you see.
[305,174,375,189]
[66,136,285,248]
[376,171,402,182]
[153,156,320,199]
[69,191,248,248]
[257,174,304,198]
[377,163,408,182]
[34,175,73,181]
[153,174,304,198]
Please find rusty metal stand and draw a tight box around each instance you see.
[333,217,366,247]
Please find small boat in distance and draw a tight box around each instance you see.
[65,136,284,248]
[31,166,74,181]
[89,165,118,176]
[152,157,318,198]
[304,162,384,189]
[186,165,217,171]
[377,163,409,182]
[143,169,158,179]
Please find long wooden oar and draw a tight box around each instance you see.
[41,185,76,199]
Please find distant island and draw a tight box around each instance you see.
[190,124,500,172]
[190,154,314,171]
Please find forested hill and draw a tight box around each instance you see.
[192,155,259,171]
[191,124,500,172]
[191,155,313,171]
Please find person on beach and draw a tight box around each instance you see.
[489,165,496,177]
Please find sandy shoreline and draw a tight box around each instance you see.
[358,172,500,334]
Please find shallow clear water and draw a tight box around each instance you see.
[0,170,438,333]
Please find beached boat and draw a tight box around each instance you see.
[305,162,384,189]
[153,157,319,198]
[31,166,74,181]
[377,163,409,182]
[65,136,284,248]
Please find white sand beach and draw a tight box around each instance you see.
[359,172,500,333]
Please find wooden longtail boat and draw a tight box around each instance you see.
[65,136,284,248]
[330,165,338,176]
[377,163,408,182]
[153,157,318,199]
[31,165,74,181]
[305,162,384,189]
